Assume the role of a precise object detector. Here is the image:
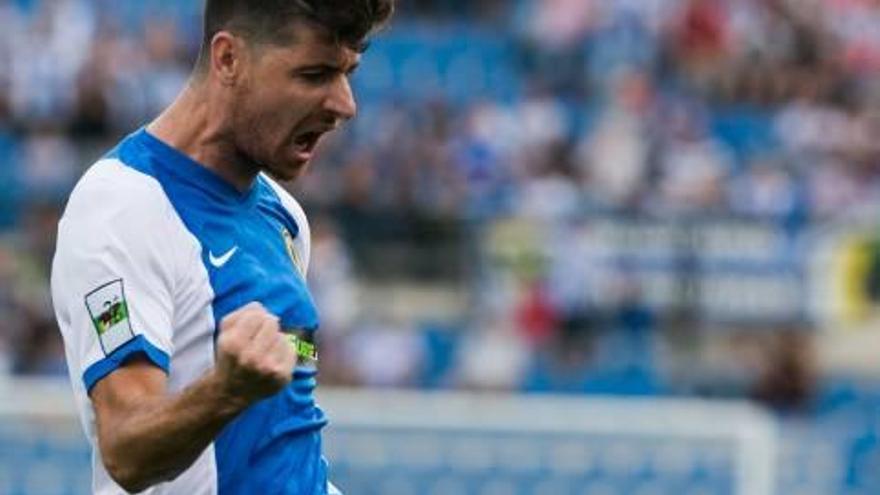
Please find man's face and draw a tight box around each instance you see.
[231,22,360,182]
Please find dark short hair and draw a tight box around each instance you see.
[197,0,394,67]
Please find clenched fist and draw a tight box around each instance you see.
[214,302,298,405]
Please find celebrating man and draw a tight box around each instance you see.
[51,1,394,493]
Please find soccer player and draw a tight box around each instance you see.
[50,1,393,494]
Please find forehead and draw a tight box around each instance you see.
[259,20,361,67]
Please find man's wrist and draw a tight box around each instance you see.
[202,368,251,418]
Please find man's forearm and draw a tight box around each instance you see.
[91,304,296,492]
[96,368,248,492]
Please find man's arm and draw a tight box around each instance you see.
[90,303,297,493]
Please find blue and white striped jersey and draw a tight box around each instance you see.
[51,128,334,495]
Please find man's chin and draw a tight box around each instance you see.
[265,160,309,183]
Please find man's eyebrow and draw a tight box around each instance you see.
[295,61,361,74]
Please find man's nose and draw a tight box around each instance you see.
[324,77,357,122]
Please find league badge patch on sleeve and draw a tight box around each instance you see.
[85,279,136,355]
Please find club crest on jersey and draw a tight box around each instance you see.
[282,227,305,277]
[85,279,136,355]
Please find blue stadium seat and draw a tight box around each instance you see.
[710,107,780,168]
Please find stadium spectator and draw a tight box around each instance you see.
[0,0,877,406]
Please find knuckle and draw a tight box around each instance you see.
[242,301,263,311]
[272,341,292,363]
[247,302,267,316]
[233,303,263,322]
[262,314,281,329]
[253,321,270,336]
[222,321,249,340]
[220,316,237,332]
[217,334,239,354]
[222,308,239,321]
[237,314,258,329]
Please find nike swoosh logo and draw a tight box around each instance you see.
[208,246,239,268]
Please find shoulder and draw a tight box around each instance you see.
[62,157,174,226]
[55,157,189,275]
[260,174,310,234]
[260,174,312,272]
[260,174,311,249]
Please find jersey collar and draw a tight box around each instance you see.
[137,127,261,207]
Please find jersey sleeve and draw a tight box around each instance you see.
[52,162,181,393]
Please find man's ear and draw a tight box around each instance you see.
[210,31,245,86]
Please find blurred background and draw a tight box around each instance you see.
[3,0,880,493]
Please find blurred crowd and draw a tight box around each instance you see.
[1,0,880,411]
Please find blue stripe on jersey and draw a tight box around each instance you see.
[82,334,170,392]
[112,129,329,495]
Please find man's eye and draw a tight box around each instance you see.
[299,71,333,84]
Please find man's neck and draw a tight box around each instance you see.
[147,83,258,193]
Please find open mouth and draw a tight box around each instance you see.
[294,131,323,155]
